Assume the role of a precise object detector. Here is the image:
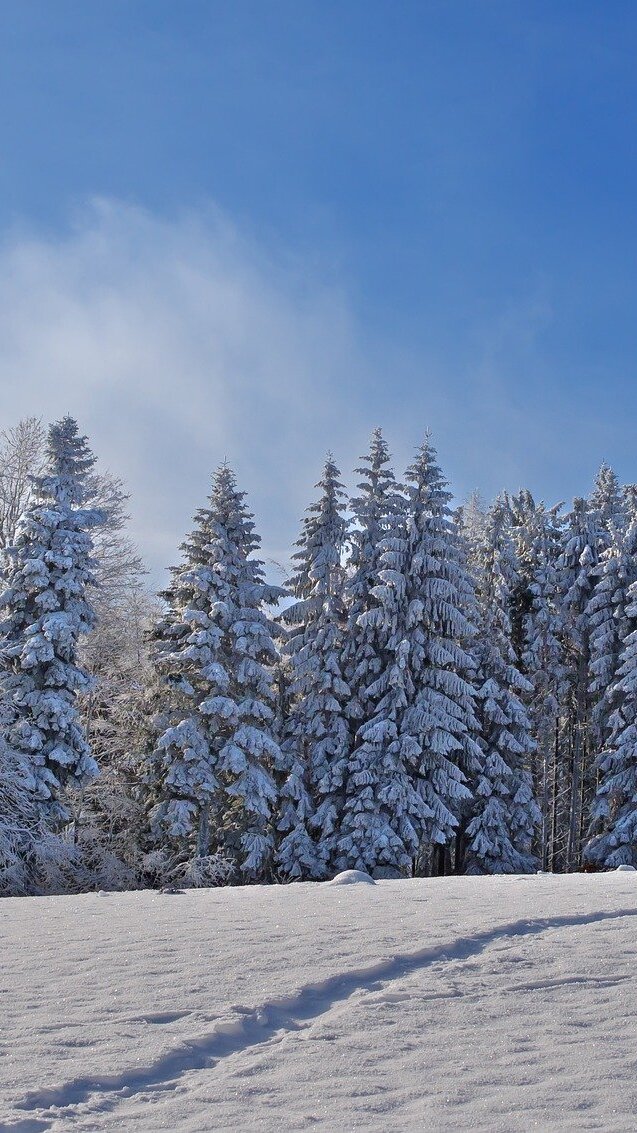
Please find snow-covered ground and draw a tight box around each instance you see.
[2,872,637,1132]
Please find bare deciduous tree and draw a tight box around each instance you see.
[0,416,46,550]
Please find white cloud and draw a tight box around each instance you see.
[0,198,606,587]
[0,200,384,581]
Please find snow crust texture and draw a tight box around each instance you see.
[2,874,637,1131]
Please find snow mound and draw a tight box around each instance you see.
[327,869,376,886]
[615,864,636,872]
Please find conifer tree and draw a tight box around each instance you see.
[0,417,103,827]
[585,575,637,868]
[590,462,627,536]
[521,503,566,870]
[277,457,350,879]
[588,518,637,754]
[505,489,533,662]
[465,501,540,874]
[623,484,637,522]
[404,440,483,867]
[149,465,283,879]
[0,738,38,895]
[335,429,414,874]
[555,497,607,868]
[371,438,482,874]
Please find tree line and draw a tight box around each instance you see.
[1,415,635,896]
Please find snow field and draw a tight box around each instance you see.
[2,873,637,1131]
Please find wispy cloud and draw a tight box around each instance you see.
[0,200,387,580]
[0,198,610,585]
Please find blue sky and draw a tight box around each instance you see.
[0,1,636,577]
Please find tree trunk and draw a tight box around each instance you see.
[197,805,210,858]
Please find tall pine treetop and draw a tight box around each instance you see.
[347,428,405,614]
[405,436,453,525]
[351,429,398,532]
[286,455,349,609]
[590,462,626,535]
[41,416,97,508]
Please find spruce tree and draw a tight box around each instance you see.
[456,490,488,559]
[464,501,540,874]
[0,417,102,828]
[371,438,482,874]
[588,518,637,754]
[149,465,283,879]
[590,462,627,536]
[623,484,637,522]
[277,457,350,879]
[521,503,566,870]
[0,738,38,895]
[335,429,414,875]
[585,575,637,868]
[506,488,539,664]
[405,440,483,867]
[555,497,607,868]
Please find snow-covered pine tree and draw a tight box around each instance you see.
[582,463,630,783]
[588,517,637,755]
[589,462,627,537]
[455,490,488,558]
[507,488,544,665]
[585,574,637,868]
[464,500,540,874]
[503,489,567,871]
[148,464,283,880]
[555,496,607,869]
[0,734,90,896]
[0,417,103,829]
[335,429,416,875]
[521,502,566,870]
[623,484,637,522]
[277,456,350,880]
[383,437,482,874]
[0,737,38,895]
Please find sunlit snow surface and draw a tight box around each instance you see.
[2,873,637,1131]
